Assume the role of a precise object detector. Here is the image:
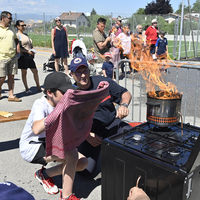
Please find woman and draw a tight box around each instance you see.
[16,20,41,94]
[51,17,70,76]
[116,24,132,75]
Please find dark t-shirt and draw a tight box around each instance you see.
[77,76,127,127]
[155,37,168,55]
[102,61,114,78]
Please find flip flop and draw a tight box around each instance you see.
[25,89,33,94]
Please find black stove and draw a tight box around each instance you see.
[102,122,200,200]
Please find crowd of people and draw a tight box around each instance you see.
[0,10,171,200]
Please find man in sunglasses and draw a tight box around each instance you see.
[70,57,132,176]
[0,11,21,101]
[144,19,159,59]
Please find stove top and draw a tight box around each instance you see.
[109,122,200,172]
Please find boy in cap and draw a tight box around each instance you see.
[155,30,168,60]
[102,52,115,80]
[86,53,98,76]
[19,72,88,200]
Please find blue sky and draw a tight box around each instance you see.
[0,0,197,17]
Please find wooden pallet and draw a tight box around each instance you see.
[0,110,31,123]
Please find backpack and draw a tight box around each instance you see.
[54,26,66,37]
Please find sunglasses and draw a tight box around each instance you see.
[55,19,61,22]
[6,16,12,20]
[20,24,26,27]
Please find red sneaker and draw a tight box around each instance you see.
[59,191,80,200]
[35,166,59,195]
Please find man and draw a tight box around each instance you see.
[70,57,132,175]
[0,11,21,101]
[92,17,111,75]
[144,19,159,59]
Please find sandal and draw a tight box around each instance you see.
[25,89,33,94]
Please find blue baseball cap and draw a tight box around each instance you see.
[0,182,35,200]
[70,57,88,72]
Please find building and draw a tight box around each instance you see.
[59,11,89,28]
[163,13,181,23]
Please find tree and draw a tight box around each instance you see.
[91,8,97,16]
[192,0,200,12]
[175,3,189,15]
[135,8,145,14]
[144,0,173,14]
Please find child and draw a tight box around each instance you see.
[102,52,115,80]
[86,53,98,76]
[155,30,169,72]
[109,24,120,69]
[155,30,168,61]
[19,72,88,200]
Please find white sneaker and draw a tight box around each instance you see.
[35,167,59,195]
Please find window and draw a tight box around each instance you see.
[83,22,85,26]
[70,21,72,25]
[79,22,81,26]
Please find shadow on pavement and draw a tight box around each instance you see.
[0,138,20,152]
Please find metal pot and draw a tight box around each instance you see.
[146,91,182,127]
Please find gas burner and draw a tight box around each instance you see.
[168,147,181,156]
[133,134,142,142]
[189,136,198,144]
[150,126,172,133]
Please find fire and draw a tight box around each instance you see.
[114,33,182,99]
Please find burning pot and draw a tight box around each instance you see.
[146,91,182,127]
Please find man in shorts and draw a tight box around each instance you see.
[19,72,88,199]
[0,11,21,101]
[92,17,111,75]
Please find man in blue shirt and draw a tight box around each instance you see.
[70,57,132,175]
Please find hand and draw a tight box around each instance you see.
[53,50,56,56]
[106,36,111,42]
[86,132,102,147]
[116,105,129,119]
[28,50,34,56]
[127,187,150,200]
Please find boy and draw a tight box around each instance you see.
[102,52,115,80]
[19,72,88,200]
[86,53,98,76]
[155,30,168,60]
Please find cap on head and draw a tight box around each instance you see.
[70,57,88,72]
[152,19,157,24]
[104,52,112,58]
[86,53,98,61]
[43,72,76,93]
[55,17,61,21]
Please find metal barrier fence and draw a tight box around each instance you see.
[12,12,200,59]
[116,59,200,126]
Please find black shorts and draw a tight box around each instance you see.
[18,56,36,70]
[150,44,156,54]
[30,143,46,165]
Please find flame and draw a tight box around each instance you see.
[114,33,183,99]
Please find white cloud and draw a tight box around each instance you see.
[0,0,60,15]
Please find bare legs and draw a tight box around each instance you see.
[43,150,88,198]
[21,68,41,92]
[55,58,69,76]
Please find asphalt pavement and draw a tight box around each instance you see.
[1,48,200,200]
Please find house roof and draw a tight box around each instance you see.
[59,12,88,21]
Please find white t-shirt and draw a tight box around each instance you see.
[117,32,131,54]
[19,96,54,162]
